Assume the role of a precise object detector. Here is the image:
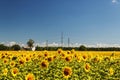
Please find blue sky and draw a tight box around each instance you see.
[0,0,120,46]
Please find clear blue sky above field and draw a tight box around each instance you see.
[0,0,120,45]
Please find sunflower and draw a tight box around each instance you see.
[29,54,32,58]
[65,56,72,62]
[11,56,17,61]
[37,54,42,59]
[77,56,81,62]
[19,58,25,65]
[57,48,62,54]
[71,49,75,54]
[67,51,71,54]
[60,53,66,59]
[44,51,48,57]
[104,56,110,61]
[53,55,57,59]
[93,56,100,63]
[74,53,77,58]
[47,56,53,62]
[1,55,5,59]
[25,73,35,80]
[40,60,49,68]
[3,58,8,64]
[2,68,8,76]
[82,54,88,61]
[88,53,93,60]
[5,52,7,55]
[63,67,72,78]
[25,56,31,62]
[11,67,19,77]
[84,63,90,72]
[10,61,15,67]
[109,67,114,76]
[33,53,36,57]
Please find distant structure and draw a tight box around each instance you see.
[61,32,63,47]
[32,47,36,51]
[46,40,48,49]
[68,37,70,47]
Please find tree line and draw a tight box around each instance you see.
[0,39,35,51]
[0,39,120,51]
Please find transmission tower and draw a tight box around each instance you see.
[61,32,63,47]
[46,40,48,50]
[68,37,70,47]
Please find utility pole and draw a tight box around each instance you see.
[68,37,70,47]
[61,32,63,47]
[46,40,48,50]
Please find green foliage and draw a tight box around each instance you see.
[1,41,120,51]
[35,46,44,51]
[27,39,34,50]
[11,44,21,51]
[79,45,87,51]
[0,44,9,51]
[0,51,120,79]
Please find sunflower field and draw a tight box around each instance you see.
[0,49,120,80]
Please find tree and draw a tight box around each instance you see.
[35,46,42,51]
[27,39,34,50]
[11,44,21,51]
[79,45,87,51]
[0,44,9,50]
